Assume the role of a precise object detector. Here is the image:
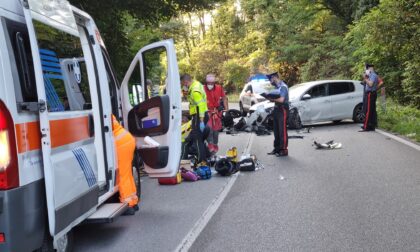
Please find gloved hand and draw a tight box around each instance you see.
[199,121,205,132]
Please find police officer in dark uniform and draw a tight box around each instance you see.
[360,64,379,131]
[266,72,289,156]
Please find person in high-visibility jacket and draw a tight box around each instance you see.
[181,74,209,163]
[112,115,139,215]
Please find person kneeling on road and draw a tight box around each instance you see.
[266,72,289,157]
[112,115,139,215]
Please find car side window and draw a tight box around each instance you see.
[307,84,327,99]
[329,82,354,95]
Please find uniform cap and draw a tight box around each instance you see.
[266,72,279,80]
[365,63,374,69]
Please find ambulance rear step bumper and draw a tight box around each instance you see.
[83,203,128,224]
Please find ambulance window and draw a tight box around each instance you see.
[5,19,37,102]
[127,61,144,106]
[101,49,119,115]
[142,47,168,99]
[32,20,92,112]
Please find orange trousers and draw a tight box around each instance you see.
[115,130,139,207]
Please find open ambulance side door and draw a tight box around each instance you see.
[121,40,182,178]
[22,0,100,246]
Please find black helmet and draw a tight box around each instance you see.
[215,158,237,176]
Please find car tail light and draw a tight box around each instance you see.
[0,233,5,243]
[0,100,19,190]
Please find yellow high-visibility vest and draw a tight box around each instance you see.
[188,80,208,117]
[181,120,192,143]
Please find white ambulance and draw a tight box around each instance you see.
[0,0,182,251]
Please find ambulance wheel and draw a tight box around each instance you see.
[134,164,142,200]
[37,229,74,252]
[56,231,74,252]
[132,151,142,200]
[36,230,54,252]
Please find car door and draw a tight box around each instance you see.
[329,82,355,120]
[121,39,181,178]
[300,83,331,123]
[23,0,99,242]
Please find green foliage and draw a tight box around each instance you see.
[378,99,420,142]
[69,0,222,79]
[346,0,420,107]
[69,0,418,111]
[221,59,249,93]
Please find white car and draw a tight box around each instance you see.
[250,80,365,128]
[239,78,273,115]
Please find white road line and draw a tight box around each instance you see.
[376,129,420,151]
[175,133,255,252]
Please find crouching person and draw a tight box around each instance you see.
[112,115,139,215]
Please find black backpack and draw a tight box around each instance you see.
[215,158,237,176]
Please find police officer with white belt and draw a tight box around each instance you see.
[360,64,379,132]
[266,72,289,157]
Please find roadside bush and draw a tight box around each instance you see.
[221,59,249,93]
[377,99,420,142]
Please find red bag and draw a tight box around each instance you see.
[207,112,222,131]
[158,172,182,185]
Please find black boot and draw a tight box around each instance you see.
[276,149,288,157]
[122,207,136,216]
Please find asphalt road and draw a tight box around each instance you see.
[74,115,420,251]
[191,123,420,252]
[73,131,251,252]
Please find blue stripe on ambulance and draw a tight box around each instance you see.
[78,149,97,185]
[72,148,97,187]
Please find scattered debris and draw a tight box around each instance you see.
[288,135,304,139]
[254,156,265,170]
[406,133,416,138]
[313,140,342,149]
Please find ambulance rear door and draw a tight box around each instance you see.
[121,39,182,178]
[22,0,100,244]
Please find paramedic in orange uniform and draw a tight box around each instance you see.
[112,115,139,215]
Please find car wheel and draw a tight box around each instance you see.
[288,109,302,129]
[353,104,365,123]
[239,102,246,116]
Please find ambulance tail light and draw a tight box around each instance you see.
[0,100,19,190]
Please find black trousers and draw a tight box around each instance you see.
[363,91,377,130]
[182,112,208,163]
[273,105,289,151]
